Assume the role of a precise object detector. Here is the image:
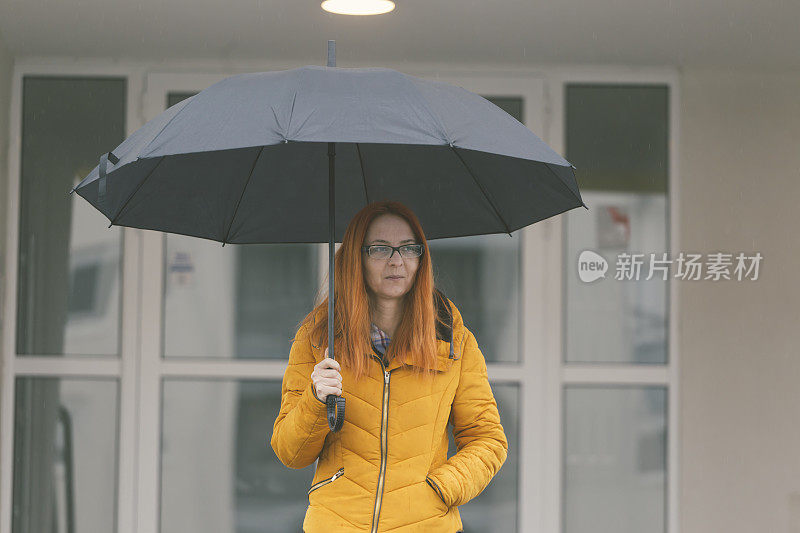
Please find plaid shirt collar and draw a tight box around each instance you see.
[370,322,391,355]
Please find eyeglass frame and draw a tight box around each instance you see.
[361,243,424,260]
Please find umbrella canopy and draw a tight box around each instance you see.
[71,65,586,244]
[70,60,587,431]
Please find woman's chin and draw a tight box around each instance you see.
[377,287,410,299]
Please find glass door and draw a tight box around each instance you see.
[135,70,548,533]
[3,71,140,533]
[546,71,679,533]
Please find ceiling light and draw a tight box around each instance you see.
[321,0,396,15]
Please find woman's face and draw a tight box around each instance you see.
[362,214,420,302]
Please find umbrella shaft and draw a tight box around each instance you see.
[328,141,335,360]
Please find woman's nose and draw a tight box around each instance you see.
[388,250,404,265]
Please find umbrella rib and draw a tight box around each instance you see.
[285,91,298,138]
[356,143,370,204]
[270,105,283,137]
[450,147,512,236]
[543,162,587,209]
[284,69,305,139]
[111,156,166,225]
[223,145,265,245]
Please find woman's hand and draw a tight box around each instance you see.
[311,348,343,402]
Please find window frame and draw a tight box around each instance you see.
[546,68,681,533]
[1,61,147,533]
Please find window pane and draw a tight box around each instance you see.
[12,377,119,532]
[428,95,523,364]
[457,382,519,532]
[563,386,667,533]
[17,76,126,356]
[486,96,523,121]
[428,233,520,363]
[163,236,320,359]
[564,85,669,364]
[160,379,314,533]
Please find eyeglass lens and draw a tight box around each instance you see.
[368,245,422,259]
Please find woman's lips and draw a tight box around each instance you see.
[386,276,404,279]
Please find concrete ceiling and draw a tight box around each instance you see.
[0,0,797,69]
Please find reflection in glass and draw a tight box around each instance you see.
[162,231,514,364]
[428,233,520,363]
[457,383,519,532]
[17,76,126,356]
[563,386,667,533]
[161,379,314,533]
[163,236,320,359]
[12,377,119,532]
[564,84,669,364]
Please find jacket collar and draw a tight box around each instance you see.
[380,288,460,373]
[311,288,462,372]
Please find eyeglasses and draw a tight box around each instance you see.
[361,244,424,260]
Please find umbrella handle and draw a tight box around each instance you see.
[326,394,345,432]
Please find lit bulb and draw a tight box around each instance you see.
[321,0,395,15]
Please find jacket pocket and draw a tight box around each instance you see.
[307,468,344,496]
[425,475,448,506]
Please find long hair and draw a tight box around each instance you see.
[296,200,445,382]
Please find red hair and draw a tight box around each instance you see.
[296,200,445,382]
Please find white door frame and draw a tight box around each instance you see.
[0,61,149,533]
[544,66,681,533]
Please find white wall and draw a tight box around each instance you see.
[678,68,800,533]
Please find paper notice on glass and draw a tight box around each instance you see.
[168,251,195,287]
[597,205,630,250]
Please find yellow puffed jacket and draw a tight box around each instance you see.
[271,293,508,532]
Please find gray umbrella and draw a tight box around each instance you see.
[70,42,587,431]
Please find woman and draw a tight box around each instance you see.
[271,200,508,532]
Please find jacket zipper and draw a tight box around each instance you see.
[307,467,344,495]
[370,353,392,533]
